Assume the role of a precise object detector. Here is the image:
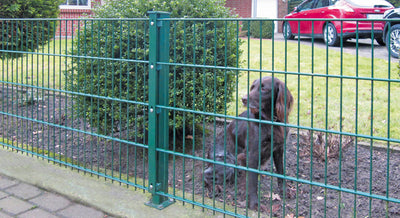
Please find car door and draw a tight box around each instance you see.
[288,0,317,35]
[304,0,332,35]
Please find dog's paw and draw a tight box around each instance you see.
[261,203,281,214]
[285,185,296,199]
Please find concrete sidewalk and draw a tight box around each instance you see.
[0,175,110,217]
[0,147,216,218]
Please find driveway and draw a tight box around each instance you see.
[274,33,397,62]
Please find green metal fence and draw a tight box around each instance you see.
[1,13,400,217]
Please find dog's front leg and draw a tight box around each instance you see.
[247,170,259,209]
[273,144,284,195]
[247,134,260,210]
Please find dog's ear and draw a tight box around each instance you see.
[274,79,293,122]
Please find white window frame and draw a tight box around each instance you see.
[59,0,91,10]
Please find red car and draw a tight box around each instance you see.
[283,0,394,46]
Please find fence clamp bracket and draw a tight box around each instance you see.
[145,198,174,210]
[149,107,161,114]
[146,183,174,209]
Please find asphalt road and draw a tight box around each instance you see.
[274,33,398,62]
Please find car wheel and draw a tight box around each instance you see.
[375,37,385,46]
[323,23,339,47]
[283,22,295,40]
[386,24,400,58]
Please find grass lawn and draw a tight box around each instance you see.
[229,38,400,142]
[2,39,72,90]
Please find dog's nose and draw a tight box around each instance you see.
[242,95,248,106]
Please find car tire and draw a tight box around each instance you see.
[386,24,400,58]
[375,37,385,46]
[323,23,340,47]
[283,22,295,40]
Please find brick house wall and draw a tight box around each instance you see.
[225,0,252,18]
[56,0,102,38]
[277,0,288,32]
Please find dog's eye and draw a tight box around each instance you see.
[261,83,271,92]
[250,84,254,90]
[261,83,266,90]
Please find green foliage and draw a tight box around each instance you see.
[65,0,242,139]
[398,61,400,78]
[288,0,303,12]
[0,0,64,58]
[242,20,274,39]
[388,0,400,8]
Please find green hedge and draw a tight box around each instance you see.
[65,0,242,140]
[288,0,303,12]
[388,0,400,8]
[0,0,64,58]
[242,20,274,39]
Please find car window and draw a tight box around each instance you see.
[298,0,316,11]
[330,0,339,5]
[315,0,329,8]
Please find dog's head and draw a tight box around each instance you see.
[242,76,293,122]
[203,151,236,189]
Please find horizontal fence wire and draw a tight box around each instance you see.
[1,17,400,217]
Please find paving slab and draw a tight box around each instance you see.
[0,196,34,215]
[5,183,42,200]
[0,211,12,218]
[57,204,104,218]
[30,192,71,212]
[0,176,18,189]
[0,191,8,199]
[18,208,59,218]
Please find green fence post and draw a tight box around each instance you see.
[146,11,173,209]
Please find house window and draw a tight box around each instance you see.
[60,0,91,9]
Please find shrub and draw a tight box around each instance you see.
[242,20,274,39]
[388,0,400,8]
[65,0,242,140]
[0,0,64,58]
[288,0,304,11]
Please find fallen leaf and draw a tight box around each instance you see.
[235,200,247,208]
[285,214,295,218]
[215,184,223,193]
[260,204,269,212]
[272,193,281,201]
[272,204,281,213]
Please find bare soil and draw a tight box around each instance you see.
[1,86,400,217]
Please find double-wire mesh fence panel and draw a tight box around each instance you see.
[1,15,400,217]
[1,18,151,190]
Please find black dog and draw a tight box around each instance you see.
[203,76,294,209]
